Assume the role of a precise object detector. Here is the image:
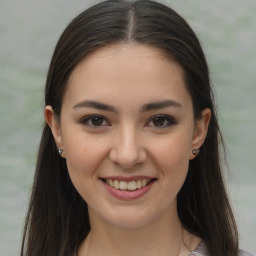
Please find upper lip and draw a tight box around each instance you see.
[100,176,156,182]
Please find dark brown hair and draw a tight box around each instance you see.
[21,1,238,255]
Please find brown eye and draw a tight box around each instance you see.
[146,115,177,128]
[152,116,166,127]
[90,116,104,126]
[81,115,110,128]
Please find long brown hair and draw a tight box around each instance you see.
[21,1,238,255]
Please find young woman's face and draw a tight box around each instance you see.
[46,43,210,229]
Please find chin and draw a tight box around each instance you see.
[96,203,171,230]
[89,204,157,230]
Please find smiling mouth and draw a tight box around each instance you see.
[101,178,157,191]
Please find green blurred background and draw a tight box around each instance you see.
[0,0,255,255]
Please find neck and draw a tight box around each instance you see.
[78,206,198,256]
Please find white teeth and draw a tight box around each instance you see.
[120,181,128,190]
[136,180,142,189]
[105,178,152,191]
[128,181,137,190]
[113,180,120,189]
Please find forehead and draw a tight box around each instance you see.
[69,43,183,81]
[64,43,191,109]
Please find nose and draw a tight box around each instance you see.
[109,126,147,169]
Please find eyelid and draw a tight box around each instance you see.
[80,114,111,128]
[145,114,177,128]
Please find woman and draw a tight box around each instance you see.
[20,1,253,256]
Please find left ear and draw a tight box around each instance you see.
[190,108,211,159]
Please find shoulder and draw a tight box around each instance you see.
[238,250,255,256]
[190,241,255,256]
[190,241,208,256]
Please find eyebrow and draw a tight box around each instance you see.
[73,100,116,112]
[72,99,182,112]
[141,100,182,112]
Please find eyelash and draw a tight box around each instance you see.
[145,115,177,129]
[80,115,110,128]
[80,114,177,129]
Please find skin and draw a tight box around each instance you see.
[45,43,211,256]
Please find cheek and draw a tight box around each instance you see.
[63,135,110,204]
[151,130,192,165]
[62,128,109,182]
[149,132,192,189]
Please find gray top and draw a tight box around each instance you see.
[190,241,254,256]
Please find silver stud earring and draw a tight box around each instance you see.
[192,149,200,156]
[58,149,64,156]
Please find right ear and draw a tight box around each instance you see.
[45,106,65,158]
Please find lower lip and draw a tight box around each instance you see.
[102,180,155,200]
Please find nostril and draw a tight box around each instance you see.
[109,146,147,169]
